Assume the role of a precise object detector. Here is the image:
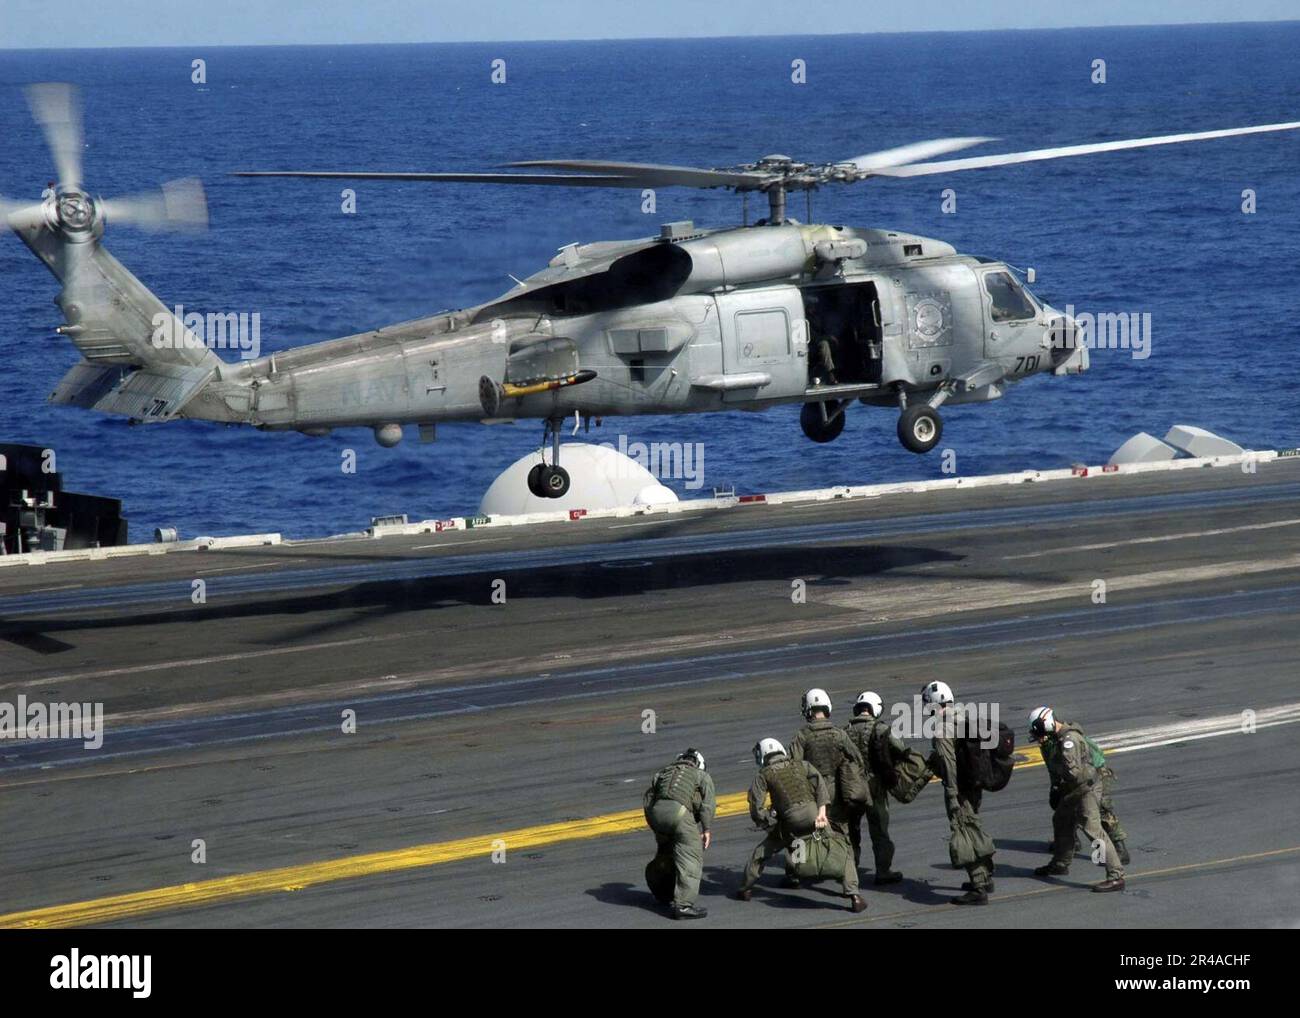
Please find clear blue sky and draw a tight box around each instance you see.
[1,0,1296,48]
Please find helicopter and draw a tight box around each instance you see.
[5,84,1298,498]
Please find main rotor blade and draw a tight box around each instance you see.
[25,83,83,191]
[231,170,658,188]
[100,177,209,232]
[871,121,1300,177]
[508,160,767,189]
[843,137,995,173]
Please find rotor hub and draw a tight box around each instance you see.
[54,190,95,231]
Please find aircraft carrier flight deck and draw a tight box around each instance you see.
[1,453,1298,929]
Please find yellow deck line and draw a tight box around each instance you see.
[2,753,1050,928]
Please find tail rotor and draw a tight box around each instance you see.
[2,82,208,239]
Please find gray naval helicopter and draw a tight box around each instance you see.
[6,84,1298,498]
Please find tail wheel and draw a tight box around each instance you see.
[800,401,846,443]
[898,404,942,453]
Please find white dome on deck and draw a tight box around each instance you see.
[479,442,680,516]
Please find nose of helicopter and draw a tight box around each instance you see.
[1043,304,1089,374]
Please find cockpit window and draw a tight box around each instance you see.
[983,271,1037,323]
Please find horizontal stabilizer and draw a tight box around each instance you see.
[48,361,214,421]
[48,361,130,408]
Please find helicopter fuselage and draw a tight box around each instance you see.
[181,220,1085,446]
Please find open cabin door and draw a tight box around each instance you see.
[801,280,884,388]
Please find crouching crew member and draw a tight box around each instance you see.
[643,748,716,919]
[734,737,867,913]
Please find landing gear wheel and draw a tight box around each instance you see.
[897,404,942,453]
[800,401,845,444]
[540,464,570,498]
[526,463,547,498]
[528,417,572,498]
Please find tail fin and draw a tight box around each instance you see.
[24,228,225,420]
[26,227,222,370]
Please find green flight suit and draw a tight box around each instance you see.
[931,707,995,892]
[740,754,858,895]
[812,334,840,385]
[1039,720,1127,848]
[644,760,717,908]
[845,714,903,873]
[1041,723,1124,879]
[790,717,866,834]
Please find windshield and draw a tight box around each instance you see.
[983,270,1038,322]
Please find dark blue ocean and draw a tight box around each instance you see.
[2,24,1298,539]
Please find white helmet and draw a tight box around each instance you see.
[801,688,833,719]
[753,737,786,765]
[920,680,954,709]
[678,748,705,770]
[854,691,884,718]
[1028,706,1055,742]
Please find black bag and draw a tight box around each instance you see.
[645,852,675,904]
[986,721,1016,791]
[959,722,1016,792]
